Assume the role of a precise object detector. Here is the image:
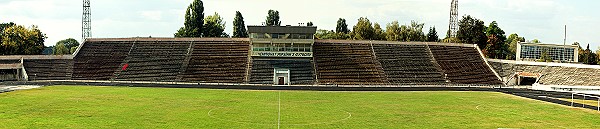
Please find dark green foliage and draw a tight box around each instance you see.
[307,22,313,26]
[384,21,426,42]
[336,18,350,34]
[265,10,281,26]
[484,21,508,59]
[175,0,204,37]
[352,17,374,40]
[427,27,439,42]
[232,11,248,38]
[53,42,69,55]
[373,23,385,40]
[457,15,487,48]
[579,44,598,65]
[1,24,46,55]
[538,48,553,62]
[506,33,525,60]
[315,30,350,40]
[56,38,79,52]
[203,12,227,37]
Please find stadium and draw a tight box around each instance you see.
[1,25,600,128]
[2,0,600,128]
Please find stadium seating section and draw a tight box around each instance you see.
[2,38,506,85]
[180,39,250,83]
[372,44,447,84]
[24,59,73,80]
[429,45,502,85]
[489,61,600,86]
[250,59,315,85]
[313,42,387,85]
[73,41,133,80]
[114,41,190,81]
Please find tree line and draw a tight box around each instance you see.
[0,22,46,55]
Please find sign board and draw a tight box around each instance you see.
[251,51,312,57]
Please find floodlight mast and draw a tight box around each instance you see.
[448,0,459,38]
[82,0,91,42]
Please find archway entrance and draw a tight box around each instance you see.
[274,68,290,85]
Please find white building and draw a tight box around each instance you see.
[516,42,578,62]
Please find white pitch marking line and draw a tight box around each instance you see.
[476,105,481,110]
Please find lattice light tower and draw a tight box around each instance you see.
[448,0,458,38]
[82,0,91,41]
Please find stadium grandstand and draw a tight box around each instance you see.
[0,25,506,86]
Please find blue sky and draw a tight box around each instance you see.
[1,0,599,51]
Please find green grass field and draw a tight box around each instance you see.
[1,86,600,128]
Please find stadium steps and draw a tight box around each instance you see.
[180,40,250,83]
[73,41,134,80]
[114,41,189,82]
[429,45,502,85]
[23,59,73,80]
[313,42,387,85]
[372,44,447,85]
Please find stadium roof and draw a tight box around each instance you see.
[247,25,317,34]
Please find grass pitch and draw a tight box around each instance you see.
[1,86,600,128]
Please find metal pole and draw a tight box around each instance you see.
[564,25,566,62]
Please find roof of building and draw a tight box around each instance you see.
[247,25,317,34]
[519,42,579,48]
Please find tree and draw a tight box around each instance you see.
[457,15,487,49]
[53,42,69,55]
[56,38,79,54]
[0,22,16,54]
[531,39,541,43]
[175,0,204,37]
[427,27,439,42]
[484,35,505,59]
[406,21,426,42]
[70,46,78,54]
[385,21,401,41]
[232,11,248,38]
[265,10,281,26]
[373,23,385,40]
[506,33,525,60]
[336,18,350,34]
[315,29,349,40]
[485,21,506,42]
[581,44,598,65]
[203,12,227,37]
[1,25,46,55]
[484,21,507,59]
[538,48,553,62]
[306,22,313,26]
[442,37,461,43]
[352,17,374,40]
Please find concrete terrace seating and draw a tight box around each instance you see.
[250,59,315,85]
[489,60,600,86]
[372,44,447,84]
[429,45,502,85]
[180,39,250,83]
[24,59,73,80]
[73,41,133,80]
[313,42,387,85]
[114,41,190,81]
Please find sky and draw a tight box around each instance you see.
[1,0,599,51]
